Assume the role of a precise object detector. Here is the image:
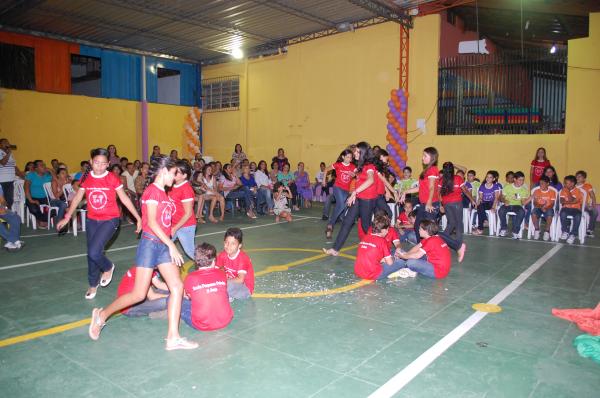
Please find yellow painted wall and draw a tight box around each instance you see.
[202,22,400,174]
[204,14,598,186]
[0,89,188,171]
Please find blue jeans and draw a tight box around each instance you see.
[173,225,196,260]
[399,229,417,244]
[180,298,195,329]
[27,197,67,225]
[0,210,21,243]
[377,260,409,280]
[414,202,440,243]
[327,186,349,228]
[135,232,171,269]
[393,255,436,278]
[228,281,251,300]
[257,187,274,212]
[560,208,582,235]
[499,205,525,234]
[476,201,494,230]
[226,186,254,211]
[124,297,168,317]
[86,217,120,287]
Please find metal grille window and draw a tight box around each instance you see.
[437,49,567,135]
[201,76,239,111]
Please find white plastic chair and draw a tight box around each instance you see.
[11,179,25,223]
[63,183,86,236]
[41,182,59,230]
[555,188,588,244]
[463,207,473,234]
[388,202,397,223]
[469,207,497,236]
[496,204,525,238]
[527,187,559,241]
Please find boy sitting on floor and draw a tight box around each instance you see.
[389,219,452,279]
[354,213,409,281]
[116,266,169,317]
[216,227,255,300]
[182,243,233,331]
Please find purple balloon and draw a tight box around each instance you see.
[388,100,394,108]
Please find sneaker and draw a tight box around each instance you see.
[165,337,199,351]
[567,235,576,244]
[499,230,507,237]
[586,230,595,238]
[4,241,20,251]
[533,231,540,240]
[388,268,411,279]
[512,233,519,240]
[543,232,550,241]
[560,232,569,240]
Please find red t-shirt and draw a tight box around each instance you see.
[376,172,386,195]
[116,267,158,314]
[357,223,400,247]
[418,166,440,204]
[141,183,175,237]
[80,171,123,220]
[439,175,465,205]
[397,212,409,225]
[216,250,255,294]
[356,164,379,200]
[420,236,451,279]
[332,162,355,191]
[354,234,392,280]
[169,181,196,228]
[184,267,233,331]
[530,160,550,184]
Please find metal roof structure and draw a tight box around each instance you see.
[0,0,438,62]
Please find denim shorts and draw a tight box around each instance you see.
[532,207,555,219]
[135,232,171,269]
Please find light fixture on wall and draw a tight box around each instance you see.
[231,48,244,59]
[550,44,557,54]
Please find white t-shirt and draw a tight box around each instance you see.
[121,170,139,192]
[0,150,16,183]
[254,170,272,189]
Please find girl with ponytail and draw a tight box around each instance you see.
[88,156,198,351]
[58,148,142,300]
[438,162,474,242]
[168,160,197,259]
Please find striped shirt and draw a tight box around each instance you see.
[0,149,16,183]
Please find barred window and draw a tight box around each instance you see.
[201,76,239,111]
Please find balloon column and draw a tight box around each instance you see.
[183,107,202,159]
[386,88,409,176]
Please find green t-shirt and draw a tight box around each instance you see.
[502,183,530,206]
[470,181,481,197]
[399,178,418,192]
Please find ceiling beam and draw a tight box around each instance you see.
[253,0,337,28]
[346,0,412,28]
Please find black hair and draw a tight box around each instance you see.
[467,169,476,176]
[505,171,514,178]
[320,162,326,167]
[408,210,417,219]
[489,170,499,183]
[51,158,58,163]
[273,181,284,192]
[419,219,439,236]
[420,147,439,180]
[175,159,192,181]
[80,148,109,185]
[120,157,128,163]
[403,166,412,173]
[194,242,217,269]
[539,175,550,184]
[222,163,234,181]
[440,161,455,197]
[224,227,243,244]
[80,160,89,167]
[564,175,576,184]
[542,166,559,186]
[355,141,376,172]
[576,170,587,178]
[145,156,176,189]
[271,160,279,170]
[336,149,353,164]
[513,171,525,179]
[110,164,123,174]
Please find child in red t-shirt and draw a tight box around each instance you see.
[116,266,169,317]
[354,214,409,280]
[357,210,401,251]
[396,202,417,244]
[390,219,453,279]
[182,243,233,331]
[216,227,255,300]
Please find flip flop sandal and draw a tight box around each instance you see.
[88,308,106,341]
[100,264,115,287]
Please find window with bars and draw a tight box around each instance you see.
[201,76,240,111]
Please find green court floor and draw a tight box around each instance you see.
[1,207,599,397]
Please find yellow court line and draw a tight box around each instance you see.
[0,245,361,348]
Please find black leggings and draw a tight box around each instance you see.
[333,198,378,251]
[375,195,393,218]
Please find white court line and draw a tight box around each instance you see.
[19,223,136,238]
[368,244,563,398]
[0,216,313,272]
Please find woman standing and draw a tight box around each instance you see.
[323,149,355,239]
[57,148,142,299]
[324,142,378,256]
[107,144,120,166]
[272,148,289,171]
[530,147,551,186]
[232,144,247,167]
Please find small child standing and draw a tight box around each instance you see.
[216,228,255,300]
[273,182,293,222]
[182,243,233,331]
[559,175,584,244]
[575,170,597,237]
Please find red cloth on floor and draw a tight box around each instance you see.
[552,303,600,336]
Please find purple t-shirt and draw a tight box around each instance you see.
[479,183,501,202]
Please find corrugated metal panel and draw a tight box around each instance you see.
[0,0,438,61]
